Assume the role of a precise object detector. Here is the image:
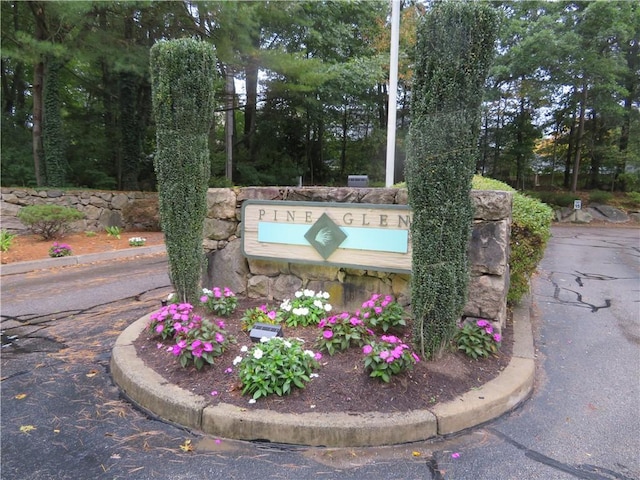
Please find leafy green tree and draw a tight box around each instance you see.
[407,1,497,359]
[150,38,216,304]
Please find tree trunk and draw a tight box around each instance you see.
[30,1,47,186]
[340,105,348,174]
[225,69,234,181]
[571,83,587,193]
[564,110,576,188]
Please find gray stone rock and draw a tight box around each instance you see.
[464,274,508,322]
[99,209,122,228]
[629,212,640,224]
[271,275,303,300]
[207,239,249,295]
[1,201,21,216]
[237,187,282,202]
[1,193,19,204]
[207,189,237,219]
[247,258,289,276]
[471,190,513,220]
[247,275,270,298]
[469,220,508,275]
[591,204,629,223]
[111,193,129,210]
[290,263,339,281]
[573,209,593,224]
[395,188,408,206]
[82,204,102,220]
[360,189,397,205]
[203,218,237,240]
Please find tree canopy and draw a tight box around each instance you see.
[1,0,638,191]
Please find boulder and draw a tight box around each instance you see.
[207,239,249,295]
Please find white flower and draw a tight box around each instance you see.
[260,337,270,343]
[304,350,315,358]
[248,399,256,404]
[201,288,212,296]
[240,345,248,353]
[292,307,303,316]
[283,340,292,348]
[233,356,243,365]
[303,289,314,297]
[253,348,264,359]
[280,299,292,311]
[300,307,309,315]
[313,299,323,308]
[295,291,303,298]
[324,304,332,312]
[310,373,319,378]
[322,291,330,299]
[166,293,176,301]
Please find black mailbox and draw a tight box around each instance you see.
[249,323,284,342]
[347,175,369,187]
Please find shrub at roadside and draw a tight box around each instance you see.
[0,229,16,252]
[17,204,83,240]
[48,242,72,258]
[472,176,553,304]
[362,335,420,383]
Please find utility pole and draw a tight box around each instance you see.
[385,0,400,187]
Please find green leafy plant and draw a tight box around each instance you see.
[237,337,321,400]
[240,304,282,332]
[48,242,72,258]
[279,289,332,327]
[84,230,97,237]
[0,230,17,252]
[362,335,420,383]
[358,294,406,333]
[128,236,146,246]
[455,319,501,360]
[316,312,373,356]
[105,226,121,239]
[199,286,238,316]
[17,204,83,240]
[170,317,234,370]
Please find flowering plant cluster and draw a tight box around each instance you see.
[358,294,406,333]
[455,319,501,359]
[148,303,195,340]
[362,335,420,383]
[316,312,373,356]
[128,237,146,247]
[49,242,72,258]
[171,317,234,370]
[199,286,238,316]
[240,304,282,331]
[237,337,322,399]
[280,289,332,327]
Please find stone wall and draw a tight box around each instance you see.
[1,188,159,233]
[203,187,512,330]
[1,186,512,330]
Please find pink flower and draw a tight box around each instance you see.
[155,324,164,333]
[374,307,383,314]
[318,319,327,328]
[493,333,502,343]
[203,342,214,352]
[362,345,373,355]
[224,367,233,374]
[476,319,488,327]
[485,325,494,334]
[200,295,208,303]
[451,452,460,459]
[215,332,224,343]
[350,317,362,326]
[323,330,333,339]
[267,310,277,320]
[412,352,421,363]
[314,352,323,361]
[379,350,390,360]
[211,390,218,396]
[217,320,225,328]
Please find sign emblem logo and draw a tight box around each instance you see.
[304,213,347,259]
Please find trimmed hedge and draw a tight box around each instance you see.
[150,39,216,304]
[407,2,497,360]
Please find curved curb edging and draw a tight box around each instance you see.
[111,298,535,447]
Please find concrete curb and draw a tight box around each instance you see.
[0,245,166,276]
[111,297,535,447]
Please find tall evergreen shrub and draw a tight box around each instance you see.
[407,2,497,359]
[150,39,216,303]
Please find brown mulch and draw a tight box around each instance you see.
[1,230,165,264]
[134,298,513,414]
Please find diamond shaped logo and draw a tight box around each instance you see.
[304,213,347,260]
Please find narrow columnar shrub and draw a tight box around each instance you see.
[150,39,216,304]
[406,2,497,359]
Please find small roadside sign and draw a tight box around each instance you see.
[574,199,582,210]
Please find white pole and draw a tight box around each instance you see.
[385,0,400,187]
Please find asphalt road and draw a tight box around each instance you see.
[1,226,638,480]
